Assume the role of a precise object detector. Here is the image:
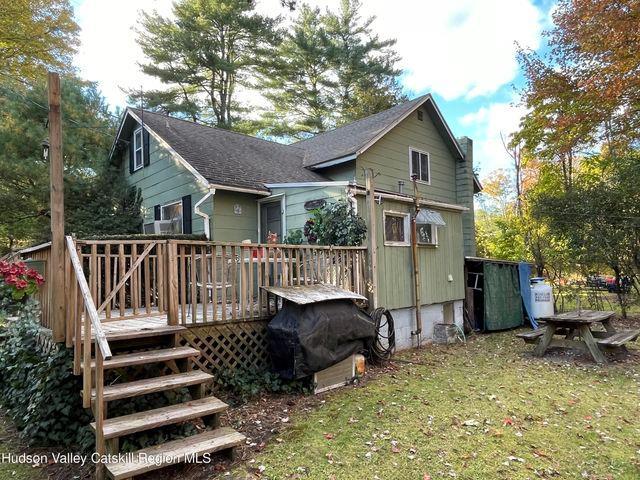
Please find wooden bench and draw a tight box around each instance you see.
[517,327,574,344]
[516,329,546,344]
[597,329,640,349]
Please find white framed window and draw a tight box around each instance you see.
[161,201,183,233]
[416,223,437,245]
[383,211,410,246]
[409,147,430,183]
[133,128,144,171]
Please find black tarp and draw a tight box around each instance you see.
[267,299,375,380]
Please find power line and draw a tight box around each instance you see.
[0,84,118,142]
[0,70,123,122]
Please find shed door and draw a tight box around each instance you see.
[260,200,282,243]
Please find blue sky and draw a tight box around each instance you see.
[71,0,556,177]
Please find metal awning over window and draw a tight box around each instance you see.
[416,209,446,226]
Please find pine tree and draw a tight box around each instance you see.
[133,0,281,130]
[258,4,336,139]
[259,0,404,139]
[0,76,141,252]
[324,0,405,124]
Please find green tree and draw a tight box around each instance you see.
[0,0,79,79]
[324,0,404,124]
[259,0,404,139]
[532,153,640,317]
[133,0,281,129]
[259,4,335,138]
[0,76,142,252]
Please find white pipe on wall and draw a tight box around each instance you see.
[194,188,215,239]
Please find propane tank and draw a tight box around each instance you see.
[530,277,554,319]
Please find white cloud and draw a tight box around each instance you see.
[75,0,174,108]
[362,0,544,100]
[74,0,545,108]
[460,100,528,173]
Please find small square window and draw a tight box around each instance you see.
[384,212,409,246]
[410,148,429,183]
[417,223,437,245]
[417,110,424,121]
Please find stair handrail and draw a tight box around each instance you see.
[65,236,112,360]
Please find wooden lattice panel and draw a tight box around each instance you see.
[180,321,270,375]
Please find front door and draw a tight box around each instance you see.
[260,200,282,243]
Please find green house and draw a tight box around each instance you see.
[110,94,482,348]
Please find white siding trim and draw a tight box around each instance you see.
[306,154,357,170]
[264,181,350,188]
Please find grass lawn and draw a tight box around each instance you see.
[235,330,640,479]
[0,415,45,480]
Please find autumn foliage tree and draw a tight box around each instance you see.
[506,0,640,314]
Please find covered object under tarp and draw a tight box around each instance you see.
[263,285,374,380]
[465,257,527,331]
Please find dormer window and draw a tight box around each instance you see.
[133,128,144,171]
[409,147,430,183]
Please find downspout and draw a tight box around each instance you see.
[194,188,215,239]
[410,176,422,347]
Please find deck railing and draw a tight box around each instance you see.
[169,240,368,326]
[65,236,111,479]
[65,239,366,327]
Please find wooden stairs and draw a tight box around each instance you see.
[78,321,245,480]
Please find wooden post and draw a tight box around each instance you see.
[364,169,378,309]
[48,72,65,343]
[167,241,179,325]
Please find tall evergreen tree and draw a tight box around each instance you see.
[259,0,404,140]
[0,76,141,252]
[259,4,336,138]
[324,0,405,124]
[132,0,281,130]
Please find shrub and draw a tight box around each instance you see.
[284,229,303,245]
[306,200,367,246]
[215,367,311,404]
[0,301,94,450]
[0,301,197,452]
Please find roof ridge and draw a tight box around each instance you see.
[128,107,301,153]
[293,94,430,145]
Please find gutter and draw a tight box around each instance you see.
[352,187,468,212]
[194,188,216,239]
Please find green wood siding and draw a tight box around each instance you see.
[359,196,465,310]
[269,185,347,238]
[212,190,258,242]
[121,127,258,241]
[320,163,356,182]
[121,130,210,234]
[355,107,458,204]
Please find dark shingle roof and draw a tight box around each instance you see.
[129,109,324,192]
[117,94,465,191]
[294,94,464,167]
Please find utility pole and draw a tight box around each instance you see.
[365,169,378,309]
[410,176,422,347]
[48,72,65,342]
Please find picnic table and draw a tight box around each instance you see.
[517,310,640,364]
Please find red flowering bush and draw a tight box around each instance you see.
[0,260,44,301]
